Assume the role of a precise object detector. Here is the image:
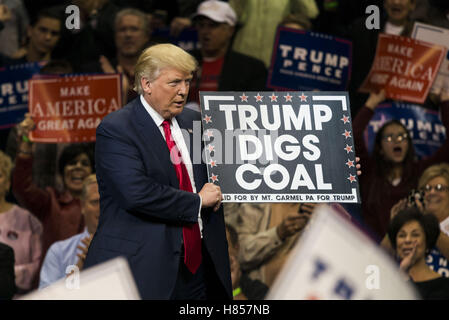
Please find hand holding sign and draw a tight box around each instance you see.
[16,113,35,157]
[359,34,445,104]
[16,113,35,140]
[199,183,222,212]
[365,89,386,111]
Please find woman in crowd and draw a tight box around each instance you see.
[388,208,449,299]
[416,163,449,276]
[353,90,449,240]
[0,150,42,294]
[12,114,94,259]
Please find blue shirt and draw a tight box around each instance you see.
[39,229,90,289]
[427,247,449,278]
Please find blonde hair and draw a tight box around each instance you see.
[133,43,198,94]
[0,151,13,182]
[81,174,98,201]
[418,163,449,189]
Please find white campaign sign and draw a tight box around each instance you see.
[411,22,449,93]
[20,257,140,300]
[267,205,420,300]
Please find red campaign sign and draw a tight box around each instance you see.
[359,34,446,104]
[29,74,122,143]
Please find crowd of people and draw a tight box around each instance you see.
[1,0,449,300]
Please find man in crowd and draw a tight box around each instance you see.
[11,7,61,63]
[38,174,99,288]
[93,8,152,103]
[186,0,267,111]
[84,43,232,300]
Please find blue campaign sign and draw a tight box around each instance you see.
[364,102,446,159]
[0,62,43,129]
[267,27,352,92]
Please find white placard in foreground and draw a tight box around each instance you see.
[20,257,140,300]
[267,205,420,300]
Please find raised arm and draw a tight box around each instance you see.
[237,204,285,271]
[12,116,51,221]
[352,90,386,162]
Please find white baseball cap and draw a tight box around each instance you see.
[192,0,237,26]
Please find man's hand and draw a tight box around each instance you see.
[276,215,307,240]
[199,183,222,212]
[99,55,115,73]
[75,234,93,271]
[390,198,407,221]
[16,113,35,156]
[170,17,191,37]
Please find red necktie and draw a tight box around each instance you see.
[162,120,202,274]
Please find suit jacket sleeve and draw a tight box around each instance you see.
[96,120,201,224]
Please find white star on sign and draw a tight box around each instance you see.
[299,92,308,102]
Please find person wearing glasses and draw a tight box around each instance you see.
[383,163,449,278]
[387,207,449,299]
[416,163,449,277]
[352,89,449,240]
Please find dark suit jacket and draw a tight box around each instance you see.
[84,97,232,300]
[0,242,16,300]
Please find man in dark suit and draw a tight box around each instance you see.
[84,43,232,300]
[0,242,16,299]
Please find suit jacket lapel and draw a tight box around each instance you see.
[176,112,208,190]
[132,99,179,188]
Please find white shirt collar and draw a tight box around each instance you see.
[440,216,449,236]
[140,95,165,128]
[384,21,404,36]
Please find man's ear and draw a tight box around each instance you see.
[141,77,152,94]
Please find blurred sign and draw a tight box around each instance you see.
[28,74,122,143]
[267,27,352,91]
[411,22,449,94]
[20,257,140,300]
[364,102,446,159]
[359,34,445,104]
[0,62,43,129]
[267,205,420,300]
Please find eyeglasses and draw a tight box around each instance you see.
[422,184,449,193]
[382,133,408,143]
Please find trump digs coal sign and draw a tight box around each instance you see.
[200,91,360,203]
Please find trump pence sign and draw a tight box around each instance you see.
[200,91,360,203]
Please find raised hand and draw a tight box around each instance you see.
[365,89,386,110]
